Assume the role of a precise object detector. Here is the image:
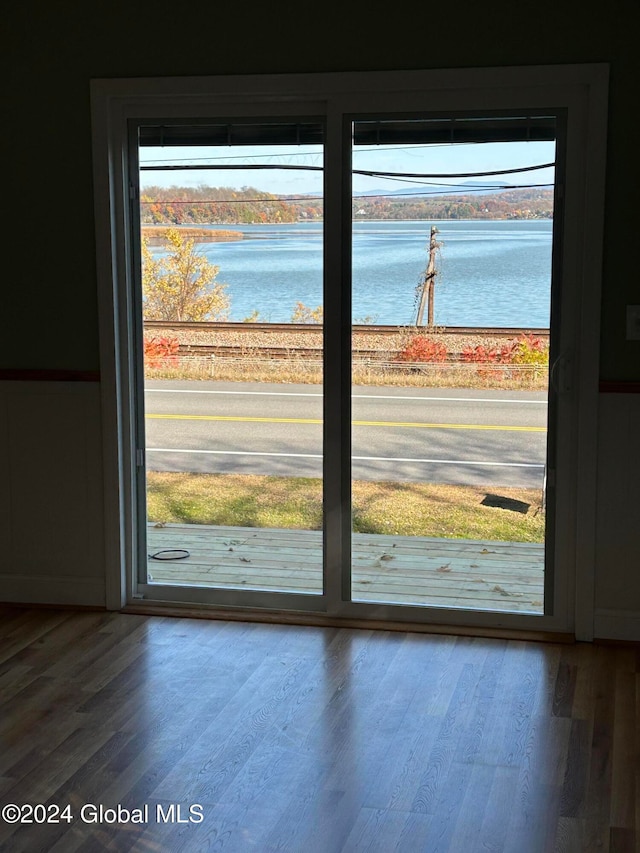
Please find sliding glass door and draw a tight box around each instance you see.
[90,67,607,633]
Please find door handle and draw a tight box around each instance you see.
[550,352,572,394]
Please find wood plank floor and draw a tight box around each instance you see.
[0,606,637,852]
[148,524,545,614]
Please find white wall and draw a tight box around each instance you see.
[0,381,106,607]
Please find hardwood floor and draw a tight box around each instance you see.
[0,606,637,852]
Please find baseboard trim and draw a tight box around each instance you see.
[0,576,106,608]
[0,602,106,614]
[122,602,575,644]
[594,609,640,642]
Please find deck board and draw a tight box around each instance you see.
[147,524,544,613]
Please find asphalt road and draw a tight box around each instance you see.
[144,380,548,488]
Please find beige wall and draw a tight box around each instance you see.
[4,0,639,379]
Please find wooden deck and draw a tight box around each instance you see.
[147,524,544,614]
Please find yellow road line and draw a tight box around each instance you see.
[148,414,319,425]
[146,414,546,432]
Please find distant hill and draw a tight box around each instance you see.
[140,186,324,225]
[351,186,554,220]
[139,184,553,224]
[354,180,512,197]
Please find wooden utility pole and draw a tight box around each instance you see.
[415,226,440,327]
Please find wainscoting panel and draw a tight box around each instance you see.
[0,380,105,606]
[594,391,640,641]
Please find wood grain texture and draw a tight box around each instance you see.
[0,606,636,852]
[148,524,545,614]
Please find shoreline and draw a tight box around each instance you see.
[141,226,244,243]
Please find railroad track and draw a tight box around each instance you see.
[175,344,392,360]
[145,321,549,360]
[173,346,546,366]
[144,320,549,337]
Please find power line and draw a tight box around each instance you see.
[139,184,554,205]
[140,162,555,179]
[139,141,526,165]
[352,184,554,198]
[356,163,554,179]
[140,139,554,166]
[360,174,553,189]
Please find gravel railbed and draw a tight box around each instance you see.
[158,327,518,356]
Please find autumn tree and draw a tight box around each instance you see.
[290,302,323,323]
[141,228,230,321]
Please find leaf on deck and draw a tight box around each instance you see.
[493,584,523,597]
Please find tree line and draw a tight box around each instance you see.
[140,185,553,225]
[141,185,323,225]
[353,188,553,220]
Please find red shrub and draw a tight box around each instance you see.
[461,344,500,364]
[461,341,520,363]
[144,336,180,368]
[515,333,547,353]
[509,335,549,365]
[397,336,448,363]
[461,336,549,375]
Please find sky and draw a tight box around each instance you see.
[138,140,556,197]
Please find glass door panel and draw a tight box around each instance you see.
[137,120,325,596]
[350,115,556,615]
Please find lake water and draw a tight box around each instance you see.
[159,220,553,327]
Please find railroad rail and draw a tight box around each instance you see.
[144,320,550,338]
[145,321,550,361]
[173,348,547,365]
[175,345,394,360]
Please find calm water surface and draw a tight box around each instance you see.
[160,220,553,326]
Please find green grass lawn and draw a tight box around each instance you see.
[146,472,545,543]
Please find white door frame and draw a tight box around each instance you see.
[91,64,608,639]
